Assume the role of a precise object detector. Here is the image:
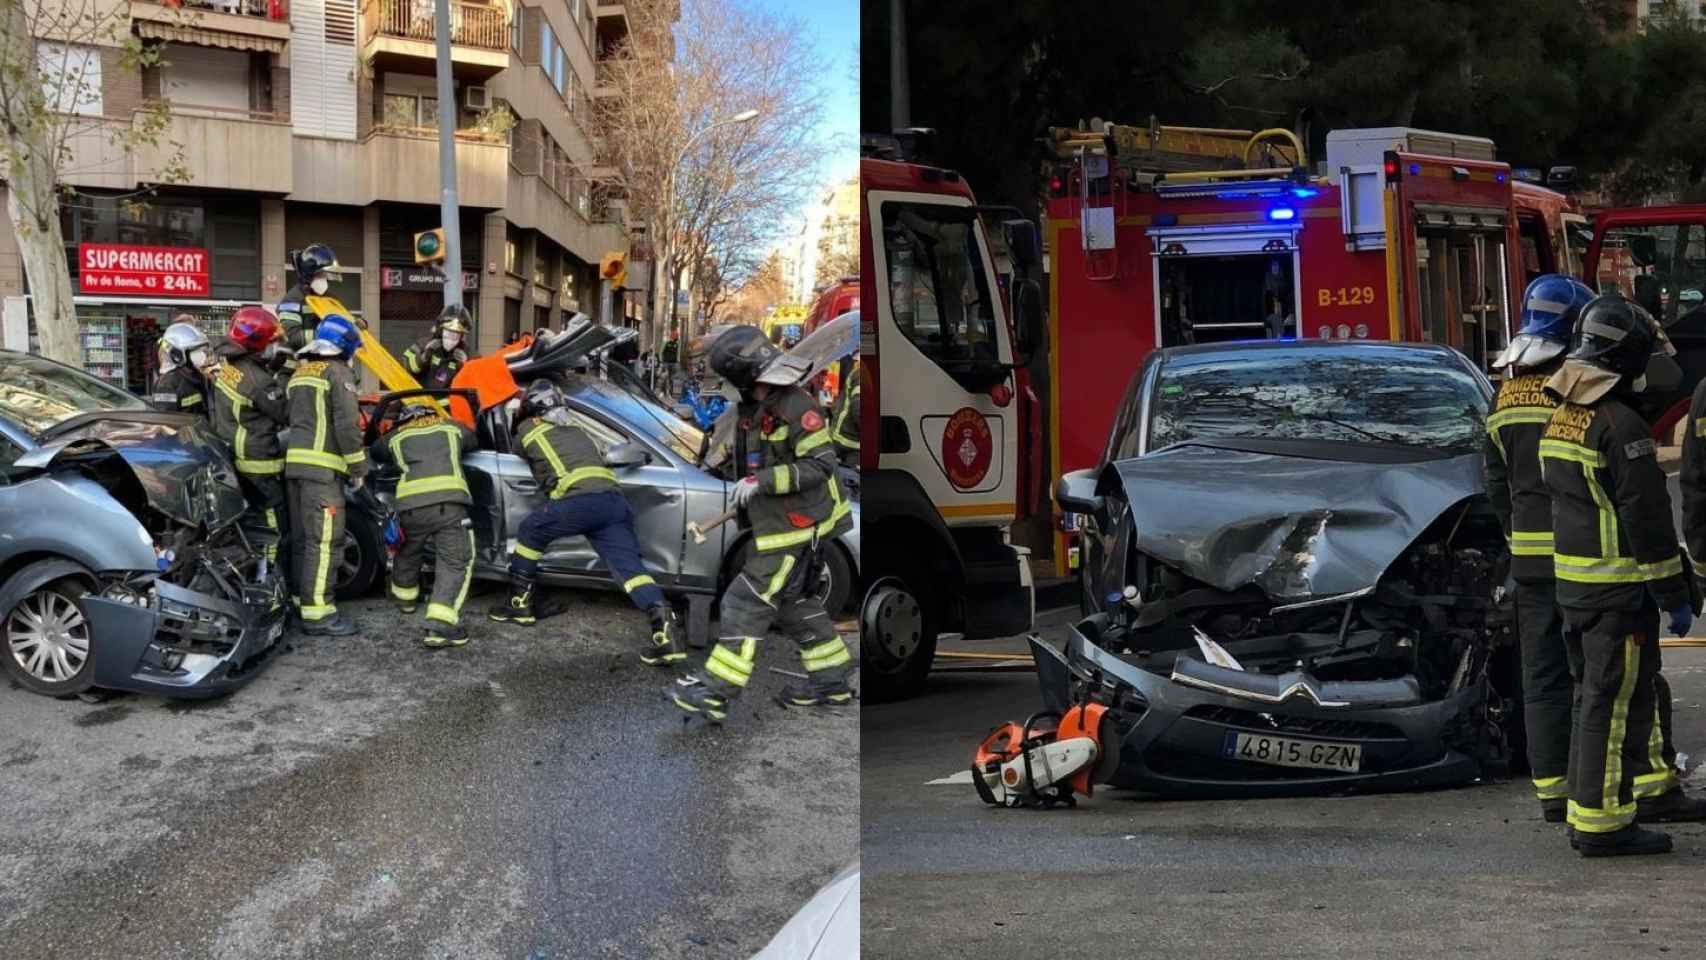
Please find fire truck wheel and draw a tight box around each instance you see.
[861,552,937,702]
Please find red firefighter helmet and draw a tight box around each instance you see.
[228,306,281,353]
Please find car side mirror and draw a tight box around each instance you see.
[1012,278,1044,366]
[605,440,650,469]
[1002,219,1040,268]
[1054,468,1103,518]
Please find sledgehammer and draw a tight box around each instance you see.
[688,507,740,544]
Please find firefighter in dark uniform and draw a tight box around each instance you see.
[831,362,860,467]
[151,320,211,416]
[209,307,291,565]
[1484,275,1595,822]
[284,313,368,637]
[1541,293,1706,856]
[371,403,477,648]
[490,379,682,665]
[670,326,856,722]
[403,303,472,389]
[275,243,343,370]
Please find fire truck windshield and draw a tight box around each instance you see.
[1146,344,1489,454]
[880,200,1002,386]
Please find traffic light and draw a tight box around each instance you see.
[414,228,446,265]
[599,250,627,288]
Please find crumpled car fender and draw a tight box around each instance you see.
[0,471,157,572]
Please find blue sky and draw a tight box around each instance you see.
[746,0,859,190]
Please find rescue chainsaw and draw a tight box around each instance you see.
[971,703,1107,809]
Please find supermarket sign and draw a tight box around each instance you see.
[78,243,210,297]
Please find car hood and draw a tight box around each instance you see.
[24,414,248,530]
[1103,443,1483,601]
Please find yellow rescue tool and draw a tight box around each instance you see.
[304,294,442,413]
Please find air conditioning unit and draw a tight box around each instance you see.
[464,85,490,110]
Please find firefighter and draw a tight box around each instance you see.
[831,362,860,467]
[489,379,681,665]
[150,320,212,415]
[403,303,472,389]
[209,307,292,566]
[284,313,368,637]
[1541,293,1706,857]
[276,244,344,368]
[1484,274,1595,823]
[670,326,856,722]
[371,403,477,648]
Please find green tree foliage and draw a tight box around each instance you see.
[863,0,1706,206]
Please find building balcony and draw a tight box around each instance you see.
[360,0,509,79]
[139,107,294,193]
[291,127,508,207]
[593,2,628,25]
[130,0,292,49]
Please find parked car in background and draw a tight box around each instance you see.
[0,350,285,698]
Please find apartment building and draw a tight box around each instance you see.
[0,0,653,389]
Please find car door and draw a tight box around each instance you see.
[502,402,689,587]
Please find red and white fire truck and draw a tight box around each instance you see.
[1042,119,1706,577]
[859,134,1045,700]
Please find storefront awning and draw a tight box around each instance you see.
[135,19,286,54]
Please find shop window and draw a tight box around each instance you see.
[1595,223,1706,327]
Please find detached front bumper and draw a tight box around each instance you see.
[1034,616,1490,798]
[83,578,288,698]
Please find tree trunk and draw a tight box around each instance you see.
[0,0,80,365]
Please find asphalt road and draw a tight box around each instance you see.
[864,608,1706,960]
[0,585,857,960]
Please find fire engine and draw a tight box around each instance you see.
[860,133,1045,700]
[1042,119,1706,577]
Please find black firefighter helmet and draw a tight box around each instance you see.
[520,378,567,420]
[1569,293,1679,390]
[708,325,782,392]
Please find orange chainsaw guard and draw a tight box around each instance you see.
[1057,703,1108,798]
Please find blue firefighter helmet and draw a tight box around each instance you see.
[1495,274,1595,372]
[307,313,363,358]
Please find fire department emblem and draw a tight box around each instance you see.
[941,407,993,489]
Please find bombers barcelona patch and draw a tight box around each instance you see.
[801,410,825,431]
[1626,438,1657,460]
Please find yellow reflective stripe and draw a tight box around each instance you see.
[1537,438,1606,467]
[179,392,203,407]
[390,581,420,601]
[344,450,368,465]
[1532,775,1569,800]
[286,449,348,473]
[553,466,617,498]
[299,603,336,618]
[310,506,335,614]
[795,428,831,455]
[1568,799,1636,833]
[622,574,655,594]
[453,528,475,614]
[290,377,330,390]
[761,555,796,603]
[397,475,470,498]
[425,602,458,624]
[237,458,284,475]
[772,464,793,494]
[1511,530,1554,557]
[1512,531,1553,543]
[1600,638,1641,825]
[707,644,754,687]
[1554,553,1682,583]
[1486,407,1553,432]
[1697,417,1706,438]
[764,424,789,441]
[519,421,553,447]
[1579,463,1618,563]
[515,543,543,561]
[801,638,851,671]
[1638,703,1674,799]
[756,527,815,551]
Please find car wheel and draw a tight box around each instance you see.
[860,552,937,703]
[2,579,97,697]
[334,515,385,601]
[820,544,853,617]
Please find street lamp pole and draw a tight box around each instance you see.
[433,0,464,315]
[654,108,759,355]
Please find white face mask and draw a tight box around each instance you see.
[309,275,330,296]
[441,332,462,352]
[189,347,210,370]
[260,342,280,361]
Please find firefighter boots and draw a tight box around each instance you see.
[640,604,686,667]
[300,613,358,637]
[1541,798,1567,824]
[489,577,537,625]
[777,679,856,708]
[423,622,469,649]
[1575,824,1673,858]
[1636,788,1706,822]
[668,676,727,723]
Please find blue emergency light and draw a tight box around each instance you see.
[1268,207,1297,222]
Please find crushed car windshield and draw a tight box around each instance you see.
[0,352,146,436]
[1148,346,1488,453]
[568,374,704,463]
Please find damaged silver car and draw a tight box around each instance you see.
[1022,341,1518,800]
[0,350,285,698]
